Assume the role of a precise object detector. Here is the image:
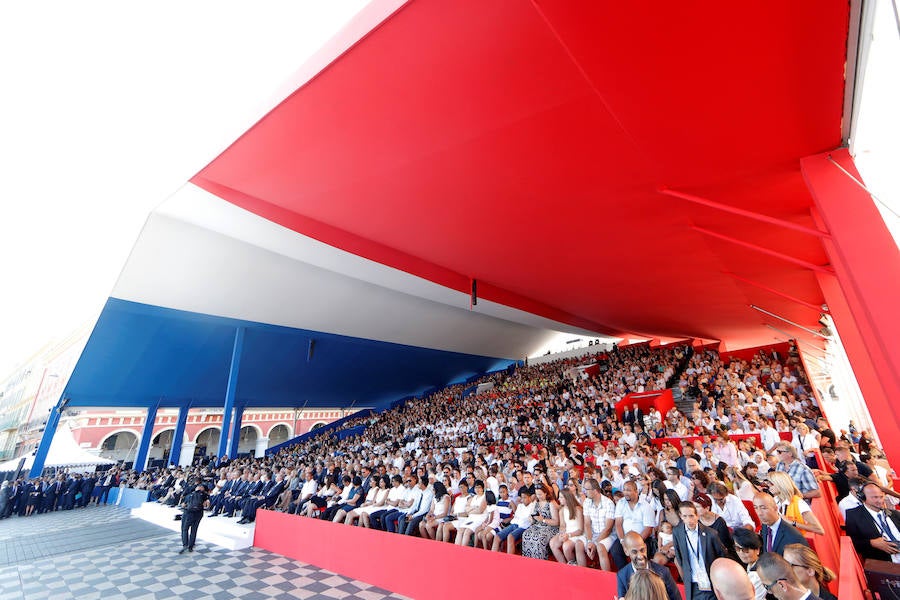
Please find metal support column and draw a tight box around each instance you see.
[217,327,244,458]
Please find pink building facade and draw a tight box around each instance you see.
[65,408,345,465]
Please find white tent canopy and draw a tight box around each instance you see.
[0,423,114,472]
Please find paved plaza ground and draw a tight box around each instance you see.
[0,505,407,600]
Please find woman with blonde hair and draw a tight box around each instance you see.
[783,543,837,600]
[766,471,824,535]
[622,568,668,600]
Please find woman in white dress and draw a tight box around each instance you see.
[549,489,584,565]
[452,481,489,545]
[438,486,477,543]
[420,481,451,539]
[353,476,391,528]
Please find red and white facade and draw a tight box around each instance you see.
[65,408,345,464]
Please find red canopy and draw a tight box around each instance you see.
[193,0,849,349]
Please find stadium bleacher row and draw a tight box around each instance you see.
[10,341,879,599]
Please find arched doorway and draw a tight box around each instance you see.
[237,425,258,455]
[194,427,221,459]
[310,421,327,431]
[99,430,139,464]
[150,429,174,464]
[268,424,291,447]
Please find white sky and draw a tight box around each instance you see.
[0,1,370,376]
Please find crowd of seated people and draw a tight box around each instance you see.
[23,342,891,599]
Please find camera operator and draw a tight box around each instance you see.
[178,481,209,554]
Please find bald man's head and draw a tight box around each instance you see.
[711,558,755,600]
[752,492,780,526]
[622,531,648,569]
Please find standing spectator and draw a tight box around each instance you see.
[782,544,837,600]
[95,469,117,505]
[615,531,682,600]
[732,528,766,600]
[0,481,9,518]
[754,493,808,555]
[755,552,823,600]
[673,500,727,600]
[709,557,756,600]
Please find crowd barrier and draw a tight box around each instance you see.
[253,509,618,600]
[115,487,150,508]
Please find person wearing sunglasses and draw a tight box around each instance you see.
[755,552,823,600]
[732,528,766,600]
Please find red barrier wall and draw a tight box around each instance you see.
[838,536,866,600]
[254,510,618,600]
[719,342,792,364]
[615,389,674,420]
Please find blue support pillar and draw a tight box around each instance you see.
[217,327,244,459]
[134,403,159,473]
[28,399,63,477]
[168,404,190,467]
[228,405,245,459]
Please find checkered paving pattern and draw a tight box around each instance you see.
[0,510,167,567]
[0,504,133,542]
[0,500,407,600]
[0,535,408,600]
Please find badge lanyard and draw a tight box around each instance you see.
[686,530,711,589]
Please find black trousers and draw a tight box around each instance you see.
[181,510,203,549]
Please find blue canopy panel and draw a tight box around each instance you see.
[63,298,513,410]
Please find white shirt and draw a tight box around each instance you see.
[839,495,862,520]
[410,486,433,517]
[684,526,711,586]
[665,479,689,501]
[386,485,406,507]
[615,498,655,535]
[761,427,781,452]
[300,478,318,499]
[711,494,755,529]
[510,502,534,529]
[865,505,900,541]
[584,494,616,541]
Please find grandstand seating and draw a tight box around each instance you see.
[185,341,868,598]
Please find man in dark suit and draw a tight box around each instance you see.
[207,470,236,515]
[754,493,808,555]
[845,482,900,561]
[358,466,373,501]
[213,472,250,517]
[633,403,644,428]
[62,474,80,510]
[238,472,284,524]
[673,500,727,600]
[622,406,635,426]
[616,531,683,600]
[40,477,61,513]
[755,552,823,600]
